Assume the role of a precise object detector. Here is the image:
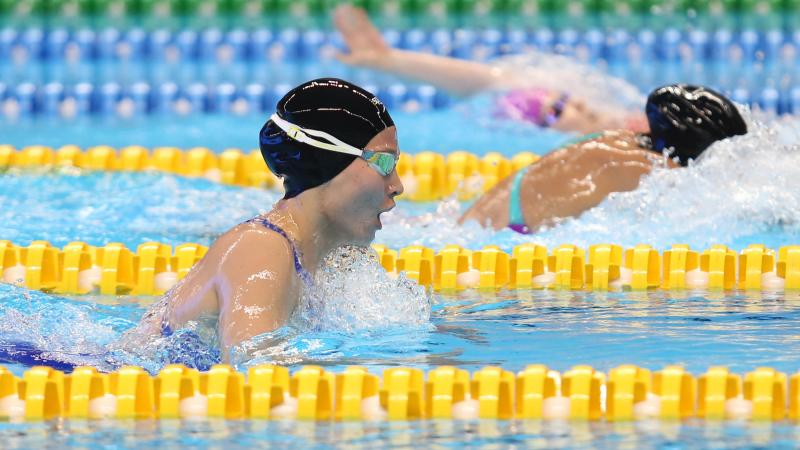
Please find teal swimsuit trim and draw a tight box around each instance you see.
[508,168,528,234]
[508,168,528,228]
[564,131,604,146]
[507,131,606,234]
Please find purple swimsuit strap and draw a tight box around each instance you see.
[508,223,531,235]
[248,217,313,286]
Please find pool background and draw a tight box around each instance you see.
[2,4,800,448]
[1,82,799,380]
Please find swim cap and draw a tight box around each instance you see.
[645,84,747,166]
[259,78,394,199]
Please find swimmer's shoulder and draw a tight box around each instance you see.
[568,130,647,153]
[549,130,654,165]
[207,219,296,270]
[592,130,681,168]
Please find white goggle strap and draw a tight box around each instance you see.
[269,113,365,158]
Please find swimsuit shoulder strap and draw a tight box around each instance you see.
[508,168,528,229]
[248,217,313,286]
[564,131,605,147]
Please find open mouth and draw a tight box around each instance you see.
[376,203,396,230]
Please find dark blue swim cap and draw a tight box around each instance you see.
[646,84,747,166]
[260,78,394,199]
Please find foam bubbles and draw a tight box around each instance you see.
[534,110,800,249]
[492,50,646,113]
[0,283,121,371]
[230,246,433,369]
[378,111,800,250]
[295,246,432,333]
[376,197,506,250]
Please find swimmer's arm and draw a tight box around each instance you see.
[333,5,515,97]
[458,173,516,230]
[524,152,655,225]
[216,232,297,352]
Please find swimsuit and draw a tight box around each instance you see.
[247,216,314,287]
[507,132,607,234]
[160,216,313,341]
[507,168,530,234]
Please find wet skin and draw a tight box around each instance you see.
[460,130,678,231]
[139,127,404,357]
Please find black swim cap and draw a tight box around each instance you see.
[260,78,394,199]
[645,84,747,166]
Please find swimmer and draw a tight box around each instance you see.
[332,4,647,134]
[135,78,403,356]
[459,84,748,233]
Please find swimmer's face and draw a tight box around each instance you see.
[554,99,629,134]
[321,126,403,245]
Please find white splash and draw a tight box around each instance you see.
[492,50,646,113]
[535,109,800,249]
[379,110,800,250]
[229,246,433,368]
[294,245,432,333]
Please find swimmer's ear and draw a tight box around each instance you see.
[332,4,391,66]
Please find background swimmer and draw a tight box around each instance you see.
[460,84,748,233]
[135,78,403,357]
[333,4,647,134]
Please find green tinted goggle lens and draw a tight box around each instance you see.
[362,151,398,176]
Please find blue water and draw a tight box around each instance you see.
[1,166,797,254]
[2,40,800,449]
[3,279,800,378]
[2,417,800,449]
[0,107,568,154]
[4,418,800,449]
[1,105,800,380]
[1,137,799,378]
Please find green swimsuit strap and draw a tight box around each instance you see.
[508,132,604,227]
[508,168,528,226]
[564,131,605,146]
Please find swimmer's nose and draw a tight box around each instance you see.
[387,169,404,198]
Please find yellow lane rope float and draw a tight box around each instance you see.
[0,363,797,422]
[1,240,798,295]
[0,144,540,201]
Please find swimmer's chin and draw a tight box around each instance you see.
[345,227,379,248]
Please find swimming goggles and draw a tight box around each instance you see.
[542,93,570,127]
[270,113,399,176]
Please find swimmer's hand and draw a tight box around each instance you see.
[333,4,391,67]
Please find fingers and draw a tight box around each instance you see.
[333,3,382,41]
[333,3,366,35]
[333,4,362,50]
[332,4,390,67]
[332,4,351,31]
[333,51,354,65]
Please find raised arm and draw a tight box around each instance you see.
[333,4,515,97]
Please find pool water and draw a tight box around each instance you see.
[3,281,800,375]
[1,101,799,370]
[2,41,800,448]
[2,417,800,449]
[0,106,568,153]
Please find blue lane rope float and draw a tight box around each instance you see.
[0,80,796,118]
[0,81,451,117]
[1,26,800,64]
